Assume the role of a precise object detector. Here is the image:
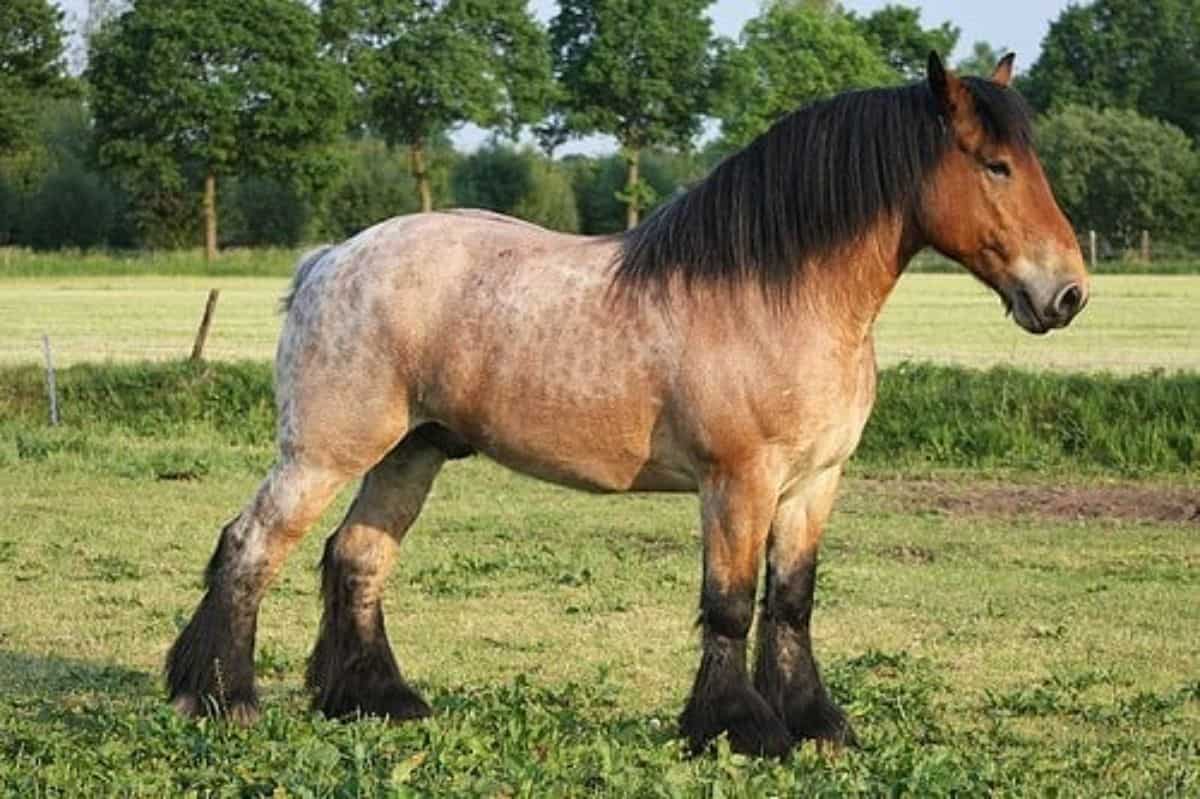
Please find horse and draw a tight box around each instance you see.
[165,53,1088,757]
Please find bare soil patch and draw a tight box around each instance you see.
[849,479,1200,526]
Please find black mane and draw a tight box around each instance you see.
[614,78,1034,299]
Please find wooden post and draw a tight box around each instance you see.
[190,289,220,362]
[42,334,59,426]
[1088,230,1097,270]
[1140,230,1151,262]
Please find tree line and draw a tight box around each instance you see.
[1,0,1198,257]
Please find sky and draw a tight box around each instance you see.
[55,0,1074,153]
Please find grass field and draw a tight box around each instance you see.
[2,433,1198,795]
[1,261,1196,794]
[1,273,1198,372]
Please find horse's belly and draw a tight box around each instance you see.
[432,388,697,494]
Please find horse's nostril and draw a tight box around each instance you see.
[1056,284,1083,317]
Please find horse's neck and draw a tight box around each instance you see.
[793,214,915,347]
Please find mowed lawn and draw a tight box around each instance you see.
[1,450,1198,795]
[1,273,1198,372]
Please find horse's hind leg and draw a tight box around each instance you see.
[753,467,856,747]
[679,463,793,757]
[306,427,454,721]
[166,458,351,723]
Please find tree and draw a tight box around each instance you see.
[87,0,349,258]
[850,4,959,82]
[452,145,580,232]
[1024,0,1200,141]
[713,3,894,148]
[957,41,1006,77]
[1037,105,1200,251]
[551,0,715,228]
[0,0,71,157]
[322,0,553,213]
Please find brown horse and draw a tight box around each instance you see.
[166,54,1088,756]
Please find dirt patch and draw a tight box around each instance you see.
[850,479,1200,526]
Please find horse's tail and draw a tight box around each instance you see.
[280,244,335,314]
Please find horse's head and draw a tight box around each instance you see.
[921,53,1089,334]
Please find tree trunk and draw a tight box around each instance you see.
[203,171,218,262]
[625,148,641,229]
[410,142,433,213]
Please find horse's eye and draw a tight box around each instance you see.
[985,160,1012,178]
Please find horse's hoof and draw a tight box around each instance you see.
[316,681,432,724]
[681,687,794,758]
[171,693,201,719]
[788,699,858,750]
[227,701,260,727]
[170,692,259,725]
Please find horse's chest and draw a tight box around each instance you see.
[772,356,877,477]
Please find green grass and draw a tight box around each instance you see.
[2,360,1196,478]
[908,250,1200,275]
[3,246,1199,279]
[0,247,300,279]
[2,273,1197,372]
[2,430,1197,795]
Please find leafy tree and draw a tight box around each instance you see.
[567,150,704,234]
[452,145,580,232]
[1024,0,1200,141]
[713,3,894,148]
[319,137,459,240]
[957,41,1006,77]
[850,4,959,82]
[0,0,72,157]
[550,0,715,228]
[1038,105,1200,251]
[321,0,553,213]
[87,0,349,258]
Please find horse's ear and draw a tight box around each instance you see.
[991,53,1016,87]
[928,51,969,116]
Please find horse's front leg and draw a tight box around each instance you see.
[679,462,792,757]
[754,467,856,747]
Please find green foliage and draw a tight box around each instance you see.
[849,4,960,82]
[713,4,895,148]
[956,41,1006,78]
[1024,0,1200,141]
[550,0,715,225]
[219,177,311,249]
[2,361,1195,477]
[0,0,71,157]
[453,145,580,232]
[1036,105,1200,251]
[25,162,122,251]
[87,0,350,247]
[566,151,704,235]
[0,99,131,250]
[864,363,1200,476]
[321,139,420,239]
[321,0,553,211]
[550,0,715,151]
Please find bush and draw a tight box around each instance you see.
[452,145,579,232]
[25,160,122,250]
[318,138,458,240]
[566,151,703,235]
[220,176,310,248]
[1037,105,1200,252]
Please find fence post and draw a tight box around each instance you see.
[1088,230,1097,270]
[42,334,59,426]
[1140,230,1151,262]
[191,289,221,362]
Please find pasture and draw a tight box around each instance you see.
[1,270,1197,795]
[2,272,1199,372]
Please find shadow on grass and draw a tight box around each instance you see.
[0,649,154,700]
